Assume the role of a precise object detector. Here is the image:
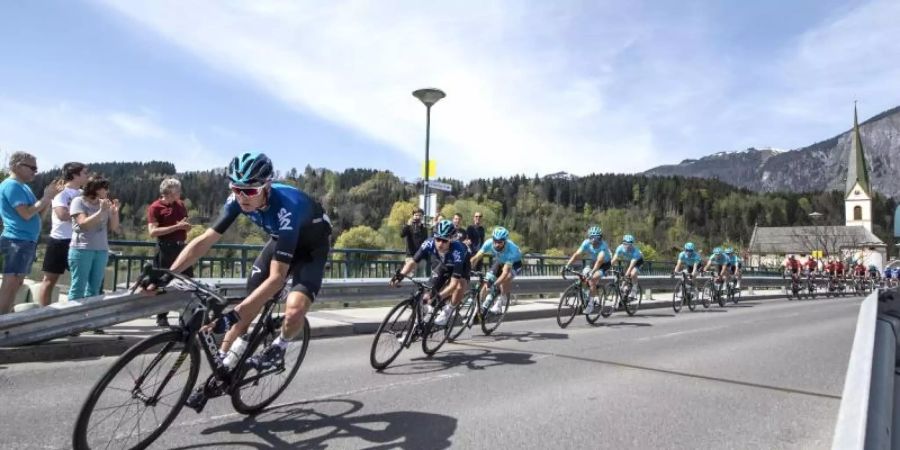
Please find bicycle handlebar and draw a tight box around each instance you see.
[133,263,228,308]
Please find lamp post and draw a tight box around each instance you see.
[412,88,446,225]
[809,211,824,261]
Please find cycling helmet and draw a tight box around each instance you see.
[724,247,734,255]
[588,226,602,238]
[622,234,635,244]
[713,247,723,255]
[492,227,510,241]
[684,242,695,251]
[228,152,273,186]
[434,220,455,239]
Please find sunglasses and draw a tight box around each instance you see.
[493,239,506,246]
[230,184,265,197]
[19,163,37,172]
[435,237,449,244]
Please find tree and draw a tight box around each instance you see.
[334,226,386,260]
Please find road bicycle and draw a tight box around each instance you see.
[73,266,309,450]
[600,269,643,317]
[784,271,802,300]
[672,270,704,312]
[556,267,604,327]
[701,272,728,307]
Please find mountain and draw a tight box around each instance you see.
[645,106,900,198]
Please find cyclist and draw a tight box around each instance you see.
[390,219,469,326]
[868,263,880,284]
[157,152,332,410]
[783,254,802,285]
[673,242,702,278]
[563,226,611,314]
[470,227,522,314]
[835,258,846,281]
[723,247,741,290]
[853,260,866,283]
[610,234,644,285]
[703,247,728,283]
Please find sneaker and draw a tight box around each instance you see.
[185,388,208,413]
[422,304,434,317]
[434,305,452,326]
[583,299,596,315]
[490,296,505,315]
[247,344,286,371]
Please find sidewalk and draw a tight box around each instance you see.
[0,289,790,364]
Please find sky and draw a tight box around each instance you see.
[1,0,898,180]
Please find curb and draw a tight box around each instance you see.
[0,292,798,364]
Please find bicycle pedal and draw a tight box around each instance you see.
[185,390,208,413]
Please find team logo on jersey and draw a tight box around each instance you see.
[251,265,262,276]
[277,208,293,231]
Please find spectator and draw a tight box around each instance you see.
[452,213,468,243]
[147,178,193,327]
[38,162,88,306]
[466,212,486,271]
[0,152,61,314]
[401,208,428,260]
[68,176,119,303]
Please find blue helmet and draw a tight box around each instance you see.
[492,227,509,241]
[434,220,455,239]
[684,242,695,251]
[622,234,635,244]
[588,226,602,238]
[713,247,723,255]
[228,152,273,186]
[725,247,734,255]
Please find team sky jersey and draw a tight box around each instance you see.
[212,183,329,263]
[578,239,611,264]
[677,251,702,266]
[414,238,469,278]
[614,244,643,262]
[707,253,728,266]
[480,239,523,265]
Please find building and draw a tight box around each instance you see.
[747,105,886,269]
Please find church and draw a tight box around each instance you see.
[747,106,887,269]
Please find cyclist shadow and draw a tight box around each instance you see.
[172,398,457,450]
[630,312,675,318]
[466,330,568,343]
[589,320,652,328]
[379,348,536,375]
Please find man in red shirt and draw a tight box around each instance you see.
[147,178,193,327]
[783,255,802,283]
[804,256,818,275]
[835,260,846,279]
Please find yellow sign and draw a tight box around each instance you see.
[812,250,824,258]
[422,161,436,178]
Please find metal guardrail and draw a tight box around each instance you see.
[0,275,784,348]
[833,288,900,449]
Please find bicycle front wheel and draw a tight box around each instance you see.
[231,316,310,415]
[370,299,414,371]
[73,331,199,450]
[556,285,580,328]
[672,282,684,313]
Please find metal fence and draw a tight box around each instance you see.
[106,240,782,290]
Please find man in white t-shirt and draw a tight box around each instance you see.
[38,162,88,306]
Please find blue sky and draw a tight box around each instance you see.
[1,0,898,180]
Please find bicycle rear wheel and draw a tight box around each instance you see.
[585,285,605,324]
[672,282,684,313]
[556,285,580,328]
[73,330,199,450]
[422,298,452,356]
[624,283,641,316]
[700,282,713,309]
[370,299,414,371]
[231,316,310,415]
[600,283,617,317]
[448,293,476,342]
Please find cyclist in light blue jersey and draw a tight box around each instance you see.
[564,226,611,314]
[723,247,741,288]
[470,227,522,314]
[673,242,702,277]
[610,234,644,284]
[703,246,729,281]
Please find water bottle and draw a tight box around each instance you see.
[223,335,249,369]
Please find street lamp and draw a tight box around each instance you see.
[809,211,824,261]
[412,88,446,225]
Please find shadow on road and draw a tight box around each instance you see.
[467,330,568,343]
[171,398,457,450]
[589,320,652,328]
[630,312,676,318]
[379,348,536,375]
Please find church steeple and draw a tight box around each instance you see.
[846,102,871,197]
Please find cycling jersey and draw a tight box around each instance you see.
[707,253,728,266]
[733,256,744,268]
[212,183,331,264]
[480,239,522,265]
[853,265,866,276]
[804,260,818,271]
[614,244,643,262]
[785,259,801,271]
[414,238,470,279]
[677,250,701,266]
[578,239,611,264]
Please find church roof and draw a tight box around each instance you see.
[846,104,871,197]
[748,225,884,255]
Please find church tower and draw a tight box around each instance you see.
[845,104,872,232]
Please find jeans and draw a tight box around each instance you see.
[0,237,38,276]
[68,249,108,300]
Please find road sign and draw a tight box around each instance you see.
[421,161,436,178]
[418,193,438,217]
[427,180,452,192]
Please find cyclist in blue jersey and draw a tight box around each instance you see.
[390,220,470,326]
[703,247,728,282]
[609,234,644,284]
[159,152,332,410]
[673,242,702,277]
[470,227,522,314]
[563,226,611,314]
[724,247,741,288]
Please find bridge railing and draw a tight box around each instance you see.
[106,240,783,291]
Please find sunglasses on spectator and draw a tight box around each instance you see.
[19,163,37,172]
[230,184,265,197]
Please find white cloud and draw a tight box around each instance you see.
[0,97,220,172]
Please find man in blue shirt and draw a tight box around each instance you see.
[610,234,644,284]
[673,242,702,277]
[0,151,61,314]
[703,247,729,281]
[470,227,522,314]
[391,219,470,326]
[563,226,611,314]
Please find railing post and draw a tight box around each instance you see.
[240,248,248,278]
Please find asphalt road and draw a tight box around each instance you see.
[1,295,862,449]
